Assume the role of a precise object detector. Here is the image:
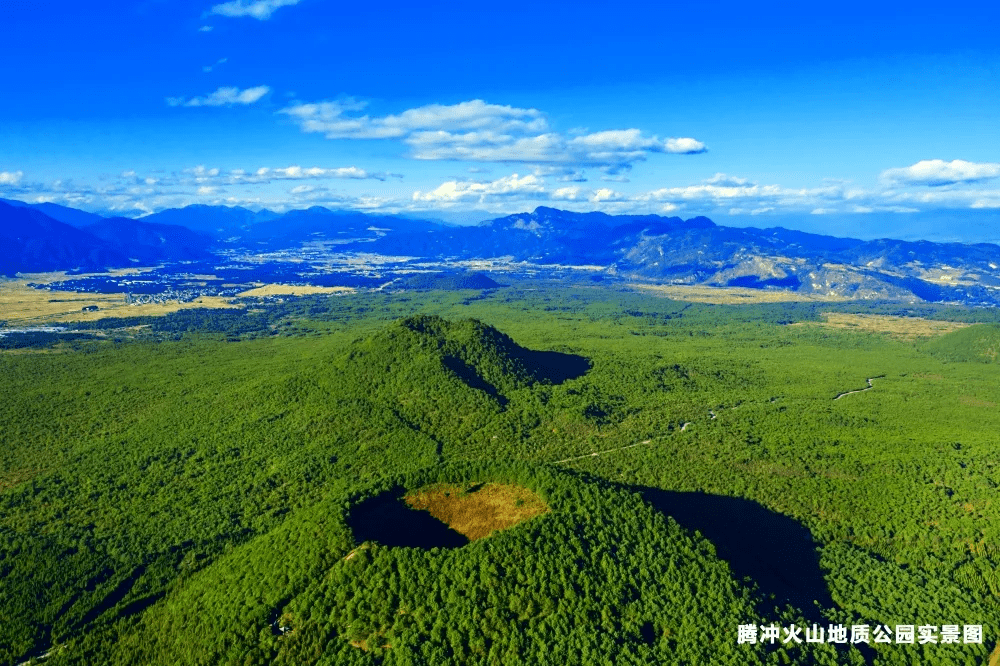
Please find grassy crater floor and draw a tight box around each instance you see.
[402,482,549,541]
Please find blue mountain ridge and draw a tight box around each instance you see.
[3,201,999,305]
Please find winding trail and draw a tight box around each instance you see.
[554,374,885,466]
[553,439,657,464]
[553,421,693,464]
[833,376,884,400]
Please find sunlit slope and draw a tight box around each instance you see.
[923,323,1000,362]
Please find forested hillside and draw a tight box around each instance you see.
[1,287,998,665]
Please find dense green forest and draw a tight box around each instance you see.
[1,285,998,664]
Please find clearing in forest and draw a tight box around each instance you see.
[808,312,971,340]
[403,483,548,541]
[630,284,847,304]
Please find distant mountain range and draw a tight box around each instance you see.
[0,201,214,274]
[2,199,999,306]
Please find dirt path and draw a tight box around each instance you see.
[555,373,884,467]
[553,439,656,464]
[833,376,884,400]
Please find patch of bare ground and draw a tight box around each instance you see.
[809,312,972,340]
[0,468,46,492]
[349,636,390,652]
[237,284,356,297]
[403,483,548,541]
[959,396,997,408]
[989,640,1000,666]
[631,284,847,304]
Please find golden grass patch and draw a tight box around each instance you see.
[0,279,241,325]
[237,284,356,297]
[959,396,997,408]
[810,312,972,340]
[630,284,848,304]
[403,482,548,541]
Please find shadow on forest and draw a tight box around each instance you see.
[347,489,469,549]
[634,487,834,622]
[520,350,591,385]
[443,349,590,406]
[443,355,509,406]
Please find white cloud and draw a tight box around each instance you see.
[568,129,705,157]
[280,99,546,140]
[250,165,381,181]
[413,173,546,204]
[881,159,1000,187]
[971,198,1000,209]
[0,170,23,185]
[203,57,228,73]
[552,186,584,201]
[199,25,214,32]
[590,188,625,203]
[665,137,707,154]
[705,173,752,187]
[167,85,269,107]
[408,128,704,167]
[279,97,706,171]
[209,0,300,20]
[185,165,221,182]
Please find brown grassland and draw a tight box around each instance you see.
[802,312,972,340]
[0,278,240,325]
[631,284,849,304]
[403,483,549,541]
[236,284,356,297]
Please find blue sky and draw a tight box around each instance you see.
[2,0,999,240]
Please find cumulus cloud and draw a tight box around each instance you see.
[177,164,394,187]
[589,188,625,202]
[552,186,584,201]
[568,129,705,158]
[185,165,220,181]
[280,99,546,140]
[167,85,269,107]
[412,174,546,204]
[279,97,705,172]
[249,165,387,181]
[971,198,1000,209]
[209,0,300,20]
[0,170,25,185]
[409,128,703,167]
[704,173,752,187]
[881,159,1000,187]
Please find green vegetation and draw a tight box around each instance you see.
[923,323,1000,363]
[1,285,998,664]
